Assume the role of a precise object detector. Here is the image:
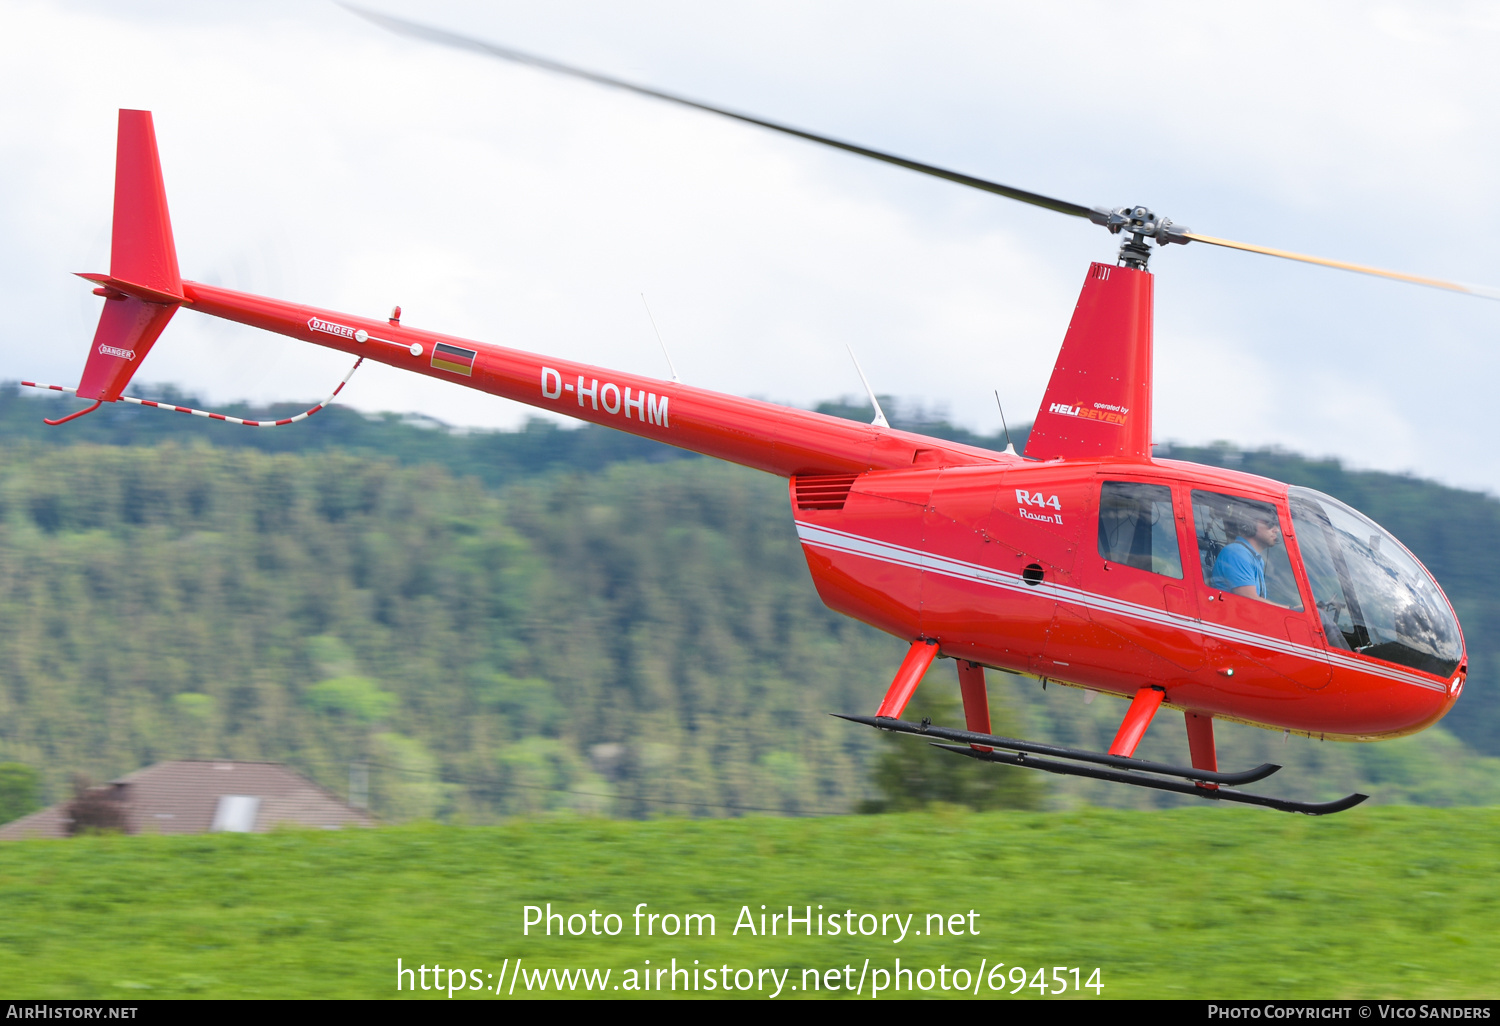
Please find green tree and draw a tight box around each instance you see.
[863,686,1041,812]
[304,677,397,724]
[170,693,217,758]
[0,763,40,824]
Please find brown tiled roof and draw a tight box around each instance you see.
[0,761,373,840]
[0,806,71,841]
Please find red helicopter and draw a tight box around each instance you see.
[30,15,1481,815]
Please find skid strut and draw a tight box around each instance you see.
[839,715,1368,816]
[1109,686,1165,757]
[875,639,940,719]
[956,660,992,752]
[1186,711,1218,790]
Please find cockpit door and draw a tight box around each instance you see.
[1076,475,1203,674]
[1188,489,1331,691]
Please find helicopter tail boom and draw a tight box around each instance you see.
[176,279,1007,478]
[53,110,1015,477]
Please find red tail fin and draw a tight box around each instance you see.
[72,110,184,403]
[1024,262,1153,462]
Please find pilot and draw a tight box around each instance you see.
[1211,507,1283,603]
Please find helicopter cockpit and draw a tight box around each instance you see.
[1287,487,1463,677]
[1189,490,1304,609]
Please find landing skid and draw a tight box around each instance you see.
[839,715,1369,816]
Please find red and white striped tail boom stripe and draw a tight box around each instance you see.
[22,357,364,427]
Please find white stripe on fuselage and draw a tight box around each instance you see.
[793,521,1447,694]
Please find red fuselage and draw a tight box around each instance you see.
[792,457,1463,741]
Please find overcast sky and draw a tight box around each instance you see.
[5,1,1500,492]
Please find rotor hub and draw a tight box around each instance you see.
[1088,205,1191,270]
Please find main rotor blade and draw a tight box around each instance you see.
[347,6,1500,303]
[1182,231,1500,301]
[345,5,1095,220]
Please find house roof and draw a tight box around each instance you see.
[0,760,372,840]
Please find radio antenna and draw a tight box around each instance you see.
[994,390,1017,455]
[640,293,680,382]
[845,344,890,428]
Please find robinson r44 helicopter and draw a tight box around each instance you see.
[28,13,1482,815]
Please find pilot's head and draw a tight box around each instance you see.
[1230,505,1281,548]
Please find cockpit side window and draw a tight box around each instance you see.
[1189,490,1304,610]
[1097,481,1182,579]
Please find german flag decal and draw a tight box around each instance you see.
[431,342,477,377]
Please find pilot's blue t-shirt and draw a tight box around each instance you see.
[1212,538,1266,597]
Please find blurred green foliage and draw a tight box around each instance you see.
[0,385,1017,492]
[305,677,398,725]
[2,386,1500,819]
[0,382,699,488]
[0,763,40,824]
[0,443,900,820]
[862,689,1041,812]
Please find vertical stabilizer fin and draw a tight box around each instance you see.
[1024,262,1153,461]
[72,110,185,404]
[109,110,182,298]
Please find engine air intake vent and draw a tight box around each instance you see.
[794,474,859,511]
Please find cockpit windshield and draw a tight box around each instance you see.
[1287,486,1462,677]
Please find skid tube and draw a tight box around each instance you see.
[839,715,1369,816]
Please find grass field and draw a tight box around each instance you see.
[1,807,1496,1000]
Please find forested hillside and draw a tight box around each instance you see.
[0,386,1015,488]
[0,444,909,819]
[2,384,1498,820]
